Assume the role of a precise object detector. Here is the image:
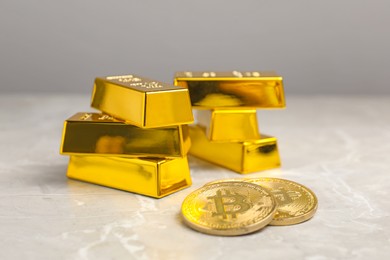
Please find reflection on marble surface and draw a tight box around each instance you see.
[0,94,389,259]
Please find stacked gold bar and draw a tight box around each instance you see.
[174,71,285,174]
[60,75,194,198]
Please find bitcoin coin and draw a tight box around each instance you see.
[181,181,277,236]
[205,177,318,226]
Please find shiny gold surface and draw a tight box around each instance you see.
[181,181,276,236]
[91,75,194,128]
[205,178,318,225]
[60,113,190,158]
[174,71,285,108]
[189,125,280,173]
[197,109,260,142]
[67,156,192,198]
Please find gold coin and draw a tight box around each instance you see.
[205,178,318,226]
[181,181,277,236]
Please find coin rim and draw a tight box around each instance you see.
[181,181,277,236]
[204,177,318,226]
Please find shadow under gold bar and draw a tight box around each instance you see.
[92,75,194,128]
[174,71,285,109]
[60,113,190,158]
[67,156,192,198]
[189,125,280,174]
[196,109,260,142]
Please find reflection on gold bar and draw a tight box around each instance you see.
[60,113,191,158]
[174,71,285,109]
[67,156,192,198]
[91,75,194,128]
[189,125,280,174]
[197,109,260,142]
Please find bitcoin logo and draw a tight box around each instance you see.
[271,187,302,205]
[181,182,277,236]
[203,178,318,226]
[207,189,251,219]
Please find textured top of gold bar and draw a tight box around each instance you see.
[104,75,180,92]
[174,71,285,109]
[175,71,280,79]
[91,75,194,128]
[67,112,120,122]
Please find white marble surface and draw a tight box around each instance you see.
[0,94,389,260]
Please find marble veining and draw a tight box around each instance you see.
[0,94,389,259]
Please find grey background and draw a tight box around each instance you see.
[1,0,389,95]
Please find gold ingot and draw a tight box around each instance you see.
[60,113,191,158]
[196,109,260,142]
[91,75,194,128]
[181,181,276,236]
[189,125,280,173]
[174,71,285,109]
[205,177,318,226]
[67,156,192,198]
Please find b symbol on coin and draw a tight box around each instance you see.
[208,189,250,219]
[181,182,277,236]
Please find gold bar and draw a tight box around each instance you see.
[91,75,194,128]
[174,71,285,109]
[196,109,260,142]
[189,125,280,174]
[67,156,192,198]
[60,113,191,158]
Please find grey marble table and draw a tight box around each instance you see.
[0,94,389,260]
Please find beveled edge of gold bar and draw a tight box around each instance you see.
[174,71,282,81]
[155,157,192,198]
[97,74,186,93]
[60,112,191,158]
[242,134,277,145]
[197,109,261,142]
[241,135,281,174]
